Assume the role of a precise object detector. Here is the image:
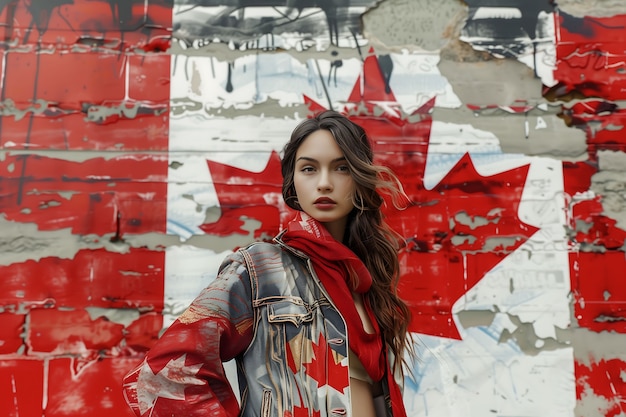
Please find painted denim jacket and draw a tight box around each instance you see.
[122,233,404,417]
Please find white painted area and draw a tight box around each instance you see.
[170,53,360,110]
[423,121,523,190]
[472,7,523,20]
[388,52,462,110]
[405,334,574,417]
[517,12,557,88]
[167,154,218,239]
[168,115,297,164]
[163,245,231,328]
[170,52,461,112]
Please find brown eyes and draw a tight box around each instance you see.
[298,165,350,173]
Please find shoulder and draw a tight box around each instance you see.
[237,241,286,274]
[218,241,281,267]
[242,241,283,256]
[216,242,285,276]
[220,240,308,283]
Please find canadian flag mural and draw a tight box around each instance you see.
[0,1,625,416]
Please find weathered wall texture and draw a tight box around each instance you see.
[0,0,625,416]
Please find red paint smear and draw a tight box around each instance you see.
[571,251,626,333]
[0,113,169,151]
[1,0,172,50]
[0,360,44,416]
[400,251,511,336]
[576,359,626,417]
[560,100,626,159]
[46,357,138,417]
[0,313,25,354]
[562,161,596,196]
[207,53,537,339]
[125,312,163,352]
[28,309,124,353]
[562,118,626,334]
[4,54,168,106]
[0,249,165,311]
[0,52,170,150]
[569,198,626,250]
[0,154,168,235]
[565,187,626,332]
[553,11,626,101]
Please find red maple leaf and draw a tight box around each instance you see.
[391,154,536,338]
[285,406,322,417]
[201,151,292,239]
[302,332,349,394]
[284,340,324,417]
[206,50,538,340]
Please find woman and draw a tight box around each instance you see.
[122,110,413,417]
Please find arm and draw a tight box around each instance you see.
[123,251,255,417]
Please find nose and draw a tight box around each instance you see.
[317,169,333,191]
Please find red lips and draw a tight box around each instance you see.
[313,197,336,210]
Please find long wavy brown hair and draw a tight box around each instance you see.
[281,110,413,373]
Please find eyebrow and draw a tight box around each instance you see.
[296,156,347,163]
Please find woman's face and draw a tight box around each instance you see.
[293,129,355,241]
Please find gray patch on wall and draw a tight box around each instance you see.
[556,0,626,18]
[362,0,466,51]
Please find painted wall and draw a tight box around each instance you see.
[0,0,624,416]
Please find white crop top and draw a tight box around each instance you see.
[348,349,373,385]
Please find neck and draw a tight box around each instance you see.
[322,220,347,242]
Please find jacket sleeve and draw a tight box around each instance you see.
[122,250,255,417]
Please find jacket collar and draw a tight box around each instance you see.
[273,229,311,260]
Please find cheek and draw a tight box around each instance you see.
[336,182,355,203]
[293,174,305,197]
[343,178,356,195]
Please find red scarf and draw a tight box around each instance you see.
[281,212,385,382]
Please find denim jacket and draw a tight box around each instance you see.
[122,233,404,417]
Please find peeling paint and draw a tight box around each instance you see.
[0,0,625,416]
